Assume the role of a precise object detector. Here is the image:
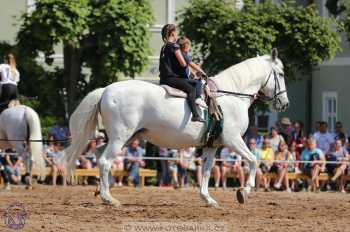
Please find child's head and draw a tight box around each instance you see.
[178,36,191,53]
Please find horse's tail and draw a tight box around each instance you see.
[61,88,105,175]
[25,107,46,178]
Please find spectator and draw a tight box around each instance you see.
[289,140,302,191]
[44,141,67,186]
[259,138,275,191]
[158,148,171,187]
[212,151,221,189]
[269,126,285,152]
[301,138,325,192]
[126,139,145,187]
[248,138,263,191]
[220,147,245,190]
[111,147,125,187]
[329,139,349,193]
[2,149,21,188]
[0,151,11,190]
[279,117,293,144]
[291,121,306,153]
[334,121,348,144]
[78,140,97,185]
[313,121,334,155]
[48,117,70,146]
[272,141,293,192]
[177,147,197,188]
[244,125,264,148]
[168,149,180,189]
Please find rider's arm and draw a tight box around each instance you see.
[189,62,205,74]
[174,50,187,67]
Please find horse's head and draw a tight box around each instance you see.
[260,48,289,112]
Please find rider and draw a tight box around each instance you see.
[0,53,20,113]
[177,36,206,108]
[159,24,205,122]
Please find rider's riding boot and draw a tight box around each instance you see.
[187,94,205,123]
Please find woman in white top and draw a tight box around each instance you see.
[0,53,20,112]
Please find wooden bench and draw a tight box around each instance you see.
[225,172,350,181]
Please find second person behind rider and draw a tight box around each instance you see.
[177,36,206,108]
[159,24,205,122]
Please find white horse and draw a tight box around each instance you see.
[0,105,46,188]
[62,50,289,207]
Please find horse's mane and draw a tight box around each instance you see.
[210,55,282,93]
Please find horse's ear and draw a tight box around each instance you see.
[271,48,278,61]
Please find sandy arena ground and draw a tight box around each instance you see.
[0,185,349,232]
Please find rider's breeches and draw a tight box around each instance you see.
[160,77,199,117]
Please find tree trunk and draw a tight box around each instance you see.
[63,43,82,117]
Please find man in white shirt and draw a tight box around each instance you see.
[313,121,334,155]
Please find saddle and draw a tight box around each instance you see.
[162,79,224,147]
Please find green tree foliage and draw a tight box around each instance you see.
[17,0,153,114]
[179,0,341,79]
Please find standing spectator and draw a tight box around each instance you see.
[301,138,325,192]
[48,117,70,146]
[269,126,285,152]
[0,151,11,190]
[279,117,293,144]
[329,139,349,193]
[313,121,334,155]
[220,147,245,190]
[244,125,264,148]
[126,139,145,187]
[248,138,263,191]
[259,138,275,191]
[334,121,348,144]
[272,141,293,192]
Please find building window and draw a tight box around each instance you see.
[255,111,278,132]
[322,91,337,132]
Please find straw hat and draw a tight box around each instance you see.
[280,117,291,125]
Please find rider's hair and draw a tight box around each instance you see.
[4,53,17,80]
[161,24,176,43]
[178,36,191,50]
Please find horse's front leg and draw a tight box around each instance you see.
[200,148,219,208]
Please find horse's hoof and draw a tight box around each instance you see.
[236,188,247,204]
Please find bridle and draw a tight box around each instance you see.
[213,67,286,103]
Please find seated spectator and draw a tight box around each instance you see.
[291,121,306,152]
[212,151,221,189]
[177,147,197,188]
[301,138,325,192]
[126,139,145,187]
[78,139,98,185]
[248,138,263,191]
[269,126,285,152]
[244,125,263,148]
[44,141,67,186]
[111,147,125,187]
[220,147,245,190]
[289,140,302,191]
[272,141,293,192]
[2,149,21,189]
[48,117,70,146]
[158,148,171,187]
[329,139,349,193]
[0,150,11,190]
[168,149,180,189]
[259,138,275,191]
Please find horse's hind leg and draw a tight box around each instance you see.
[99,141,124,207]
